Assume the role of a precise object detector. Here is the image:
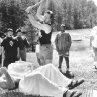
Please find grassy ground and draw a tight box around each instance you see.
[26,29,97,91]
[1,29,96,97]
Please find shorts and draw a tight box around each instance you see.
[39,44,53,65]
[58,50,69,57]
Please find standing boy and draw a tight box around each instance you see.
[16,29,29,61]
[55,24,74,78]
[1,28,19,68]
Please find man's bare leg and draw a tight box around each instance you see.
[0,67,15,89]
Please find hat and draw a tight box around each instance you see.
[7,28,13,32]
[16,29,21,33]
[61,24,66,27]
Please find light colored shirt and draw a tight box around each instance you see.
[90,26,97,48]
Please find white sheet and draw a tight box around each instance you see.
[8,62,72,97]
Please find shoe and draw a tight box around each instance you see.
[68,78,85,90]
[63,90,82,97]
[64,70,74,79]
[63,90,76,97]
[73,92,82,97]
[95,65,97,70]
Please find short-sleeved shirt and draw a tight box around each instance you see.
[1,37,19,59]
[90,26,97,48]
[17,36,29,50]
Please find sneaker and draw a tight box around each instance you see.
[63,90,82,97]
[67,78,85,89]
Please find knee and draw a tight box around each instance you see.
[0,67,7,73]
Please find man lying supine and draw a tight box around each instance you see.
[0,63,84,97]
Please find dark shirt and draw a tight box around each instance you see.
[39,30,52,45]
[17,36,29,50]
[8,80,19,90]
[1,37,19,59]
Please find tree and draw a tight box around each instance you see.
[0,0,25,34]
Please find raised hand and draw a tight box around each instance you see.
[25,0,47,13]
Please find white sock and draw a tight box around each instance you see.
[93,62,97,68]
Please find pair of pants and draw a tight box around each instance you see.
[3,57,18,68]
[19,48,26,61]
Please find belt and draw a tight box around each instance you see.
[40,43,51,46]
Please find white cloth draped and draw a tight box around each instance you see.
[8,61,72,97]
[90,26,97,48]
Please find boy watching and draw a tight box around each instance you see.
[1,28,19,68]
[55,24,74,78]
[16,29,29,61]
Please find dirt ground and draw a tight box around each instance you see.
[0,29,95,97]
[25,29,97,97]
[26,29,97,91]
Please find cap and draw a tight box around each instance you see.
[7,28,13,32]
[16,29,21,33]
[61,24,66,27]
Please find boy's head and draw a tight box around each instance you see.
[7,28,13,37]
[61,24,66,32]
[16,29,22,37]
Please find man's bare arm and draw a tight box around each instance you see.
[36,0,46,22]
[26,0,51,33]
[25,0,45,15]
[25,0,45,30]
[27,14,42,30]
